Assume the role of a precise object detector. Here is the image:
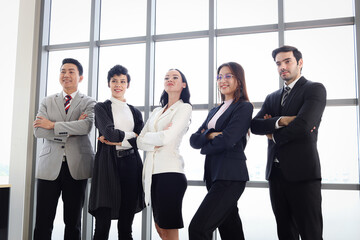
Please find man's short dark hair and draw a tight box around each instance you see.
[62,58,83,76]
[272,45,303,64]
[107,65,131,86]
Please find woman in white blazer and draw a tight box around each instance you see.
[137,69,192,240]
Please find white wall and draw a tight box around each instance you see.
[0,0,19,184]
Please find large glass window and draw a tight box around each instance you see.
[285,26,356,99]
[35,0,360,239]
[284,0,354,22]
[217,32,279,102]
[155,0,209,34]
[47,50,89,96]
[100,0,147,40]
[154,38,209,105]
[98,44,146,105]
[217,0,278,28]
[49,0,91,44]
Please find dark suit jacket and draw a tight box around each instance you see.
[190,100,253,183]
[251,77,326,181]
[88,100,145,219]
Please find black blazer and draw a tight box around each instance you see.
[89,100,145,219]
[190,100,253,183]
[251,77,326,181]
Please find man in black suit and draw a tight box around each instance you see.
[251,45,326,240]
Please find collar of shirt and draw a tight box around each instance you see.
[62,90,78,100]
[110,96,127,106]
[283,75,302,90]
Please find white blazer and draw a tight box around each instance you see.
[137,99,192,204]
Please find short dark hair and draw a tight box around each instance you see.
[217,62,249,103]
[62,58,83,76]
[160,69,191,107]
[107,65,131,86]
[272,45,303,63]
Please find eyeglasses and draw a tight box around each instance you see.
[217,74,233,81]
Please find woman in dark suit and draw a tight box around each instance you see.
[188,62,253,240]
[88,65,145,240]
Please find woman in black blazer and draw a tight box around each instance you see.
[188,62,253,240]
[88,65,145,239]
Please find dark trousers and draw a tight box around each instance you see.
[269,165,323,240]
[189,180,246,240]
[34,162,88,240]
[93,154,139,240]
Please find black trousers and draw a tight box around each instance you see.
[34,161,88,240]
[93,154,139,240]
[189,180,246,240]
[269,165,323,240]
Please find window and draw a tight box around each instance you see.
[35,0,360,239]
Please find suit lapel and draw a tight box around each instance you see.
[205,103,222,127]
[214,101,237,130]
[157,100,183,121]
[282,77,306,112]
[55,93,67,121]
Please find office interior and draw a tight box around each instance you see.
[1,0,360,239]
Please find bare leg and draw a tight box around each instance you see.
[155,223,179,240]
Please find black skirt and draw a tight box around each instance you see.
[151,172,187,229]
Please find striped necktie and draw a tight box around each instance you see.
[64,95,72,114]
[281,86,291,107]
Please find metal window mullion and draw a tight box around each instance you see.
[278,0,285,88]
[354,0,360,184]
[209,0,216,110]
[83,0,101,239]
[142,0,156,239]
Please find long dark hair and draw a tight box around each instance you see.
[160,69,191,107]
[217,62,249,103]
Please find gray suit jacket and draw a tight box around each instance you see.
[34,92,96,180]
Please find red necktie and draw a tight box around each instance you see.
[64,95,72,114]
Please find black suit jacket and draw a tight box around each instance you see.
[251,77,326,181]
[89,100,145,219]
[190,100,253,183]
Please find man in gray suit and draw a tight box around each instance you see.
[33,58,96,240]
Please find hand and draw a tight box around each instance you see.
[97,136,122,146]
[266,133,273,140]
[164,122,172,130]
[78,112,88,120]
[206,131,222,140]
[279,116,296,126]
[264,114,272,120]
[33,116,55,129]
[201,129,205,134]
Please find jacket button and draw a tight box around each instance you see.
[61,146,65,149]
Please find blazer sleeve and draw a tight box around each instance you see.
[273,82,326,146]
[127,106,144,150]
[137,104,192,148]
[137,109,159,151]
[33,98,68,142]
[189,111,214,149]
[94,102,126,143]
[200,102,253,155]
[53,97,96,136]
[250,94,280,135]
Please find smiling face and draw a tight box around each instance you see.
[164,69,186,95]
[275,51,303,84]
[59,63,83,94]
[109,74,128,101]
[217,66,238,101]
